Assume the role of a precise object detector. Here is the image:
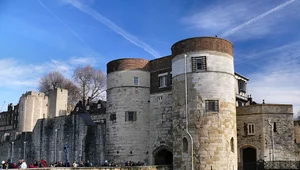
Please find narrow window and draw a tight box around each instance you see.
[205,100,219,112]
[230,137,234,153]
[158,73,168,88]
[183,137,188,153]
[192,56,206,72]
[170,72,172,86]
[238,79,247,93]
[247,123,255,135]
[159,76,167,88]
[273,122,277,132]
[125,111,137,121]
[133,77,139,86]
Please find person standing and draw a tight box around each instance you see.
[20,160,27,169]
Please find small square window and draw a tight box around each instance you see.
[125,111,137,121]
[157,96,163,101]
[247,123,255,135]
[133,77,139,86]
[110,114,116,121]
[192,56,206,72]
[205,100,219,112]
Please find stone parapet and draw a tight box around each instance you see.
[237,104,293,115]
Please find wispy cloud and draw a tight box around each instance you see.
[181,0,299,41]
[235,40,300,65]
[220,0,296,37]
[246,44,300,116]
[36,0,86,44]
[62,0,160,58]
[69,57,96,66]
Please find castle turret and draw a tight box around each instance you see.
[171,37,237,170]
[18,91,48,132]
[106,58,151,164]
[48,88,68,118]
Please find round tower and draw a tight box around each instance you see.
[171,37,237,170]
[106,58,151,164]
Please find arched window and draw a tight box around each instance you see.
[183,137,188,153]
[230,137,234,153]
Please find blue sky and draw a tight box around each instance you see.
[0,0,299,115]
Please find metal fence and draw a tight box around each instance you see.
[239,160,300,170]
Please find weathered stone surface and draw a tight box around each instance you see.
[172,49,237,170]
[106,69,151,164]
[237,104,296,162]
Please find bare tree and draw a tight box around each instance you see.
[73,65,106,102]
[38,71,65,93]
[38,71,80,106]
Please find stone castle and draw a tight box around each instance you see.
[0,37,299,170]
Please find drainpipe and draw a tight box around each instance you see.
[184,53,194,170]
[268,119,275,161]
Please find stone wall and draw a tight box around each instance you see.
[149,92,173,164]
[31,114,105,165]
[0,132,33,164]
[237,104,296,162]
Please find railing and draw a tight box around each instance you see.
[239,160,300,170]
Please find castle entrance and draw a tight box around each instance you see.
[242,147,257,170]
[153,147,173,165]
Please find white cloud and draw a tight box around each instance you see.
[69,57,96,66]
[0,56,99,89]
[181,2,250,34]
[61,0,160,58]
[0,58,43,87]
[246,43,300,117]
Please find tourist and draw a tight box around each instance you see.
[78,161,84,167]
[33,160,39,168]
[73,160,78,167]
[20,159,27,169]
[84,160,91,167]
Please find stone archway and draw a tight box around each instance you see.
[153,146,173,165]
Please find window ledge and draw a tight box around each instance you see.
[206,111,219,114]
[159,86,167,89]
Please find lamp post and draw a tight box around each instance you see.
[23,141,26,159]
[11,142,14,162]
[54,129,58,162]
[64,143,69,167]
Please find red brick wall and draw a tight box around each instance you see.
[107,58,149,74]
[171,37,233,56]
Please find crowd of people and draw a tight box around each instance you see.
[0,159,144,168]
[1,159,28,169]
[0,159,93,169]
[101,160,144,167]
